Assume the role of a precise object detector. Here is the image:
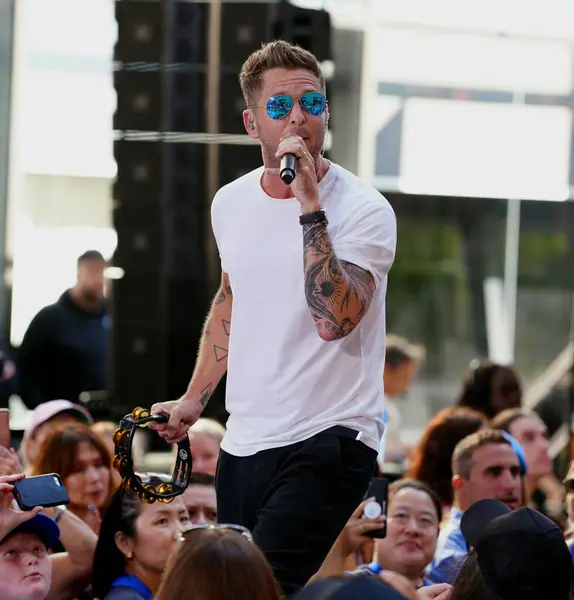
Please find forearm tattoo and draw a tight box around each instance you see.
[198,279,232,406]
[303,221,375,338]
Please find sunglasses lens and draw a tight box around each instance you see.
[266,95,294,120]
[300,92,326,116]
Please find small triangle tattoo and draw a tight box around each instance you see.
[214,345,228,362]
[222,319,231,336]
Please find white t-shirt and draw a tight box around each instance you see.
[211,162,396,456]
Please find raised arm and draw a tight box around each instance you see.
[275,134,395,343]
[46,508,98,600]
[303,219,376,341]
[181,270,233,409]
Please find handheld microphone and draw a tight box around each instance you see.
[280,154,297,185]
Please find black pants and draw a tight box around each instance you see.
[216,430,377,596]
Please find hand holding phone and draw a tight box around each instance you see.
[363,477,389,538]
[12,474,69,511]
[0,473,44,536]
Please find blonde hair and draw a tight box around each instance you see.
[239,40,325,105]
[190,418,225,442]
[172,418,226,459]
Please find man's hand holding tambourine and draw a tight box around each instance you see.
[149,396,204,444]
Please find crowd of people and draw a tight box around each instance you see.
[0,345,572,600]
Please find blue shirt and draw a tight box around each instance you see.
[427,508,468,584]
[108,574,152,600]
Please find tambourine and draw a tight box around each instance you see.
[112,407,192,504]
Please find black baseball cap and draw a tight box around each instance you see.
[293,577,407,600]
[461,499,571,600]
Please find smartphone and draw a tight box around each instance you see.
[12,474,70,511]
[0,408,10,448]
[364,477,389,538]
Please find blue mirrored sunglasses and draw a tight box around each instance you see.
[264,92,327,120]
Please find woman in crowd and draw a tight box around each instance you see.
[457,360,522,418]
[407,407,488,513]
[156,526,283,600]
[30,424,115,534]
[315,480,441,590]
[21,399,93,468]
[92,473,190,600]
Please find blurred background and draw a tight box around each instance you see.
[0,0,573,465]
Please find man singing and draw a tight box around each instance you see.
[150,40,396,595]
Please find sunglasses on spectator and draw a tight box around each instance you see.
[182,523,253,542]
[250,92,327,120]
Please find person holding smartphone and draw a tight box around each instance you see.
[313,480,441,590]
[149,40,396,596]
[0,473,97,600]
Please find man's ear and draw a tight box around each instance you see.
[452,474,463,490]
[243,110,259,139]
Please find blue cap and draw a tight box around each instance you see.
[502,431,528,476]
[2,514,60,549]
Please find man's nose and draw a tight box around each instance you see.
[194,510,209,525]
[501,470,519,489]
[289,101,306,126]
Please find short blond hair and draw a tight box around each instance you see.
[172,418,225,460]
[190,418,226,443]
[239,40,325,105]
[385,334,426,368]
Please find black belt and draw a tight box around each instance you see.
[322,425,363,441]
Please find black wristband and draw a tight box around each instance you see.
[299,210,328,226]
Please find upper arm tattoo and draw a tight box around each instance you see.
[303,221,376,338]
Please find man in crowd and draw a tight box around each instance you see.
[182,472,217,525]
[380,335,425,465]
[18,250,108,408]
[151,40,396,595]
[427,429,522,584]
